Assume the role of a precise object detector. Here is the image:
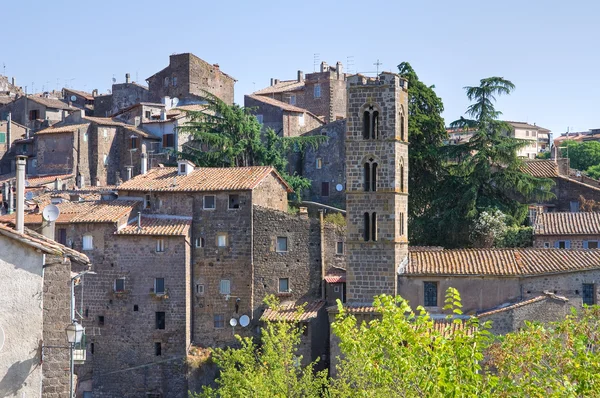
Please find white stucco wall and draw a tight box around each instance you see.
[0,237,45,397]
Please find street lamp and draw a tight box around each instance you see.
[66,320,84,398]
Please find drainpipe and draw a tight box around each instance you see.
[15,155,26,233]
[319,209,325,300]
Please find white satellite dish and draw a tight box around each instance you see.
[70,95,77,102]
[42,204,60,222]
[172,97,179,107]
[239,315,250,328]
[335,184,344,192]
[229,318,238,327]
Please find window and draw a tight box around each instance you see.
[164,77,170,87]
[196,284,205,294]
[400,113,406,141]
[58,228,67,245]
[316,158,322,169]
[363,158,378,192]
[555,241,570,249]
[195,237,205,248]
[155,278,165,295]
[424,282,438,307]
[131,136,138,149]
[89,344,94,355]
[399,212,405,236]
[154,342,162,356]
[203,195,215,209]
[219,279,231,294]
[544,242,550,248]
[98,316,104,326]
[321,182,330,197]
[256,114,263,125]
[29,109,39,120]
[400,159,404,192]
[134,305,139,311]
[586,241,599,249]
[334,285,340,293]
[298,114,305,126]
[82,235,93,250]
[179,163,186,174]
[145,194,151,209]
[371,212,377,242]
[156,238,165,252]
[172,76,177,86]
[217,233,228,247]
[145,111,151,119]
[583,284,595,305]
[532,131,537,137]
[103,155,108,166]
[336,242,344,255]
[214,314,225,328]
[570,201,580,212]
[114,278,125,292]
[279,278,290,293]
[0,132,5,144]
[362,105,379,139]
[289,95,296,105]
[229,194,240,209]
[163,133,174,148]
[314,84,321,98]
[155,312,166,329]
[526,130,530,136]
[363,212,370,242]
[276,237,288,252]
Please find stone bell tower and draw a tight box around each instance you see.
[345,72,409,303]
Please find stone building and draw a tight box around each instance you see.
[93,74,153,117]
[343,72,409,303]
[533,211,600,248]
[0,95,74,131]
[0,115,28,174]
[253,61,346,123]
[146,53,236,105]
[244,94,324,137]
[63,88,96,115]
[0,75,23,106]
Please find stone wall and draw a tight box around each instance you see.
[552,177,600,211]
[252,173,289,212]
[533,234,600,248]
[111,83,151,115]
[36,131,77,176]
[94,95,112,117]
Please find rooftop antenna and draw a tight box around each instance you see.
[313,53,320,72]
[2,63,5,76]
[31,82,35,94]
[346,56,354,74]
[112,75,116,84]
[136,71,139,83]
[373,59,382,76]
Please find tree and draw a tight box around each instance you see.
[177,92,326,200]
[561,140,600,172]
[469,209,508,247]
[396,62,448,245]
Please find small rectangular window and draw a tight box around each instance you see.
[276,237,288,252]
[156,238,165,252]
[196,284,205,294]
[195,237,205,248]
[131,136,138,149]
[83,132,88,142]
[145,194,151,209]
[98,315,104,326]
[155,278,165,295]
[172,76,177,86]
[217,233,228,247]
[298,114,305,126]
[228,194,240,209]
[588,241,599,249]
[256,114,263,125]
[316,158,322,169]
[58,228,67,245]
[114,278,125,292]
[334,285,340,293]
[557,241,569,249]
[583,283,595,305]
[0,132,5,144]
[219,279,231,295]
[145,111,151,119]
[154,342,162,356]
[279,278,290,293]
[544,242,550,248]
[29,109,39,120]
[321,182,330,197]
[214,314,225,328]
[203,195,215,209]
[289,95,296,105]
[155,312,166,329]
[163,133,174,148]
[314,84,321,98]
[82,235,93,250]
[424,282,438,307]
[336,242,344,255]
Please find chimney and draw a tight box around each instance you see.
[336,61,343,79]
[6,112,11,152]
[141,152,148,175]
[160,109,167,121]
[54,177,62,190]
[11,77,15,86]
[298,207,308,219]
[270,78,274,86]
[137,212,142,231]
[92,89,98,97]
[134,116,141,127]
[77,173,85,189]
[125,73,131,84]
[273,79,279,85]
[15,156,26,233]
[297,71,304,82]
[126,166,133,181]
[320,61,328,73]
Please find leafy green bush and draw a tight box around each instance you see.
[324,212,346,228]
[496,226,533,247]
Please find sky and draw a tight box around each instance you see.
[3,0,599,134]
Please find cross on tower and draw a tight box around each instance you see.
[373,59,382,76]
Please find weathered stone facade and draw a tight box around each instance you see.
[0,117,28,174]
[0,95,73,131]
[345,73,409,302]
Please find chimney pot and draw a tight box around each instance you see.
[141,152,148,175]
[137,212,142,230]
[125,73,131,84]
[297,71,304,82]
[273,79,279,85]
[270,78,274,86]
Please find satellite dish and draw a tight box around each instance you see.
[335,184,343,192]
[70,95,77,102]
[42,204,60,222]
[172,97,179,107]
[0,325,4,352]
[239,315,250,328]
[229,318,238,327]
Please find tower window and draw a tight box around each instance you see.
[155,312,166,329]
[371,111,379,139]
[400,160,405,192]
[155,342,162,356]
[400,113,406,141]
[314,84,321,98]
[363,158,378,192]
[400,212,405,236]
[362,105,379,139]
[371,212,377,242]
[363,111,371,139]
[363,212,370,242]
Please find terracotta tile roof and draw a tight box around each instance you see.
[28,96,74,110]
[260,300,325,322]
[64,88,94,101]
[69,200,140,223]
[521,160,559,178]
[506,121,550,132]
[81,117,158,139]
[535,212,600,235]
[325,267,346,283]
[117,166,293,193]
[36,124,89,135]
[253,80,305,95]
[246,94,310,113]
[404,248,600,276]
[477,292,568,317]
[0,199,104,225]
[116,215,191,236]
[0,173,74,187]
[0,222,90,265]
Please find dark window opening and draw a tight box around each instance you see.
[98,316,104,326]
[163,133,174,148]
[371,163,377,192]
[154,342,162,356]
[588,241,599,249]
[115,278,125,292]
[364,163,371,191]
[364,159,377,192]
[321,182,330,197]
[214,314,225,328]
[130,136,138,149]
[229,194,240,209]
[371,111,379,139]
[400,163,404,192]
[363,212,370,242]
[134,305,139,311]
[155,312,166,329]
[179,164,186,174]
[155,278,165,294]
[58,228,67,245]
[84,308,89,317]
[400,212,404,236]
[424,282,438,307]
[371,212,377,242]
[145,111,151,119]
[90,343,94,354]
[583,283,595,305]
[400,114,405,141]
[363,111,371,139]
[29,109,39,120]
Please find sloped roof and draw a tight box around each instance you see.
[477,292,568,317]
[325,267,346,283]
[69,200,140,223]
[253,80,305,95]
[36,124,90,135]
[521,160,559,178]
[260,300,325,322]
[535,212,600,235]
[116,215,192,236]
[404,248,600,276]
[506,121,550,132]
[117,166,293,193]
[28,96,74,110]
[0,173,74,187]
[246,94,309,113]
[64,88,94,101]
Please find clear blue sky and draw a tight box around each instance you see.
[4,0,599,134]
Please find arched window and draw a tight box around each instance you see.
[363,111,371,139]
[371,212,377,241]
[363,212,377,241]
[400,113,405,141]
[363,212,370,241]
[363,158,378,192]
[362,105,380,139]
[400,158,404,192]
[399,212,404,236]
[371,111,379,139]
[164,77,170,87]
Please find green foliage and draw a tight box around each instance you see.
[470,209,508,247]
[323,212,346,228]
[496,226,533,247]
[586,164,600,180]
[177,92,326,201]
[561,140,600,172]
[536,151,551,159]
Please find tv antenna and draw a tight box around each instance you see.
[346,56,354,74]
[313,53,320,72]
[2,63,5,76]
